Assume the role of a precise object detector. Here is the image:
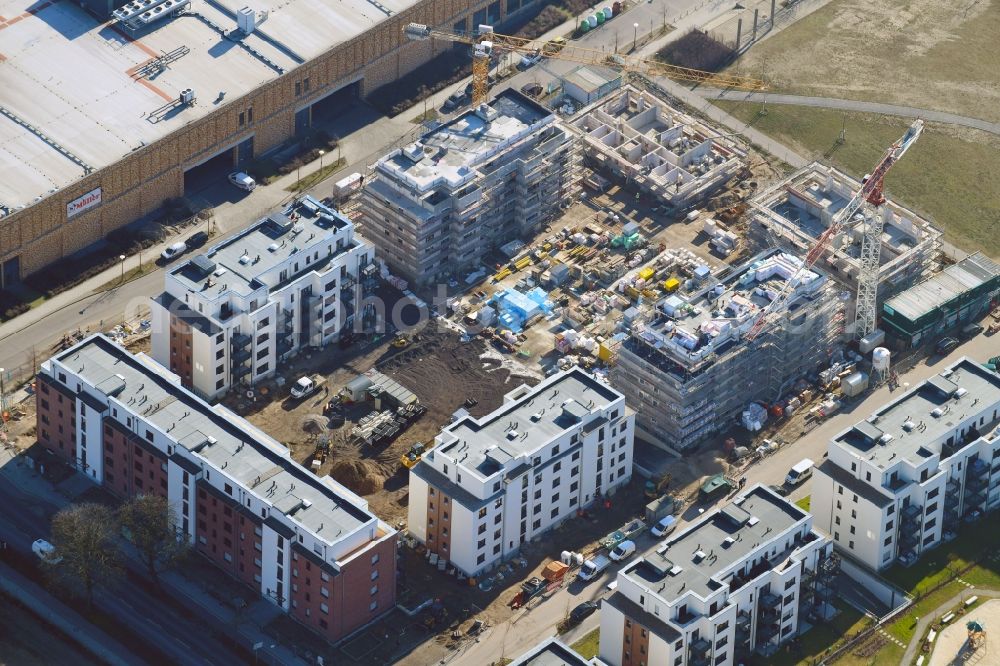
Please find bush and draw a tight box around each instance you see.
[656,29,736,72]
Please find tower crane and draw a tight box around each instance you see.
[403,23,766,107]
[745,119,923,342]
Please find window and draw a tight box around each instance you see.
[479,507,487,518]
[320,602,329,614]
[257,333,269,344]
[256,363,269,375]
[369,601,378,611]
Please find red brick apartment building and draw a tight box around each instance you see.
[36,334,396,643]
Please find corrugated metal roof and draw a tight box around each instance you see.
[885,252,1000,321]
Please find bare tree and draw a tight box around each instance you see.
[120,494,189,581]
[50,503,122,607]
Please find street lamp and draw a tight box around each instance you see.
[318,149,325,182]
[0,367,5,416]
[119,254,126,283]
[633,22,639,51]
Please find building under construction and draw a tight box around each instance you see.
[611,249,845,453]
[570,86,746,208]
[359,90,580,286]
[750,163,941,302]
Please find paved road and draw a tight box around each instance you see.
[0,453,244,664]
[698,88,1000,136]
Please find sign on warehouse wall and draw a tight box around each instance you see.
[67,187,102,218]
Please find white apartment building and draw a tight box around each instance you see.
[510,637,605,666]
[407,367,634,577]
[151,195,375,401]
[813,358,1000,571]
[36,334,397,643]
[599,485,836,666]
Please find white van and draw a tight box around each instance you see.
[785,459,815,487]
[609,540,636,562]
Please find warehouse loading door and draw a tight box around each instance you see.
[295,80,361,136]
[2,255,19,287]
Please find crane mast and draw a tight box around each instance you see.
[745,119,923,342]
[403,23,766,107]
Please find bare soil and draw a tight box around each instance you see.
[235,319,540,527]
[731,0,1000,123]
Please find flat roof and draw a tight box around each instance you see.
[626,249,826,366]
[885,252,1000,322]
[376,89,554,193]
[0,0,415,210]
[439,367,620,477]
[834,358,1000,468]
[562,65,621,94]
[54,334,375,543]
[509,638,593,666]
[623,485,807,601]
[169,195,353,297]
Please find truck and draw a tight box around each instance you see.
[577,554,611,582]
[290,374,326,399]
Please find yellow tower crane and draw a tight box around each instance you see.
[403,23,766,107]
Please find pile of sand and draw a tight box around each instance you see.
[330,458,385,495]
[301,414,327,435]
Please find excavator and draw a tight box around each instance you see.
[403,23,766,107]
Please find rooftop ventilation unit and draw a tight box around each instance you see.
[268,243,279,252]
[402,143,425,163]
[747,516,760,527]
[506,430,518,440]
[179,88,196,105]
[693,550,706,562]
[955,387,968,399]
[931,407,944,418]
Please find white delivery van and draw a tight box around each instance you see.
[578,554,611,582]
[785,458,815,487]
[32,539,62,564]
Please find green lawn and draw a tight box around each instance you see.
[795,496,811,512]
[285,158,346,193]
[570,628,600,660]
[770,602,869,666]
[712,101,1000,258]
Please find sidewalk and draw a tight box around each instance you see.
[0,448,306,666]
[0,560,145,666]
[900,588,1000,665]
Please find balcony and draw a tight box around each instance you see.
[757,622,779,642]
[232,348,251,364]
[233,363,250,378]
[232,333,251,350]
[760,591,782,609]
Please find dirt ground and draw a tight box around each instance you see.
[0,593,103,666]
[232,315,541,526]
[731,0,1000,123]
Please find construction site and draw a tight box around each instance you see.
[750,162,943,303]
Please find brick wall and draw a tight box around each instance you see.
[101,418,168,499]
[35,375,76,462]
[289,533,397,642]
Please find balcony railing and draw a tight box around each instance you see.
[232,333,251,349]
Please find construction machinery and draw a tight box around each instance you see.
[403,23,766,107]
[745,119,924,342]
[644,472,672,499]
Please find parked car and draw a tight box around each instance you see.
[961,323,984,339]
[32,539,62,564]
[159,241,187,263]
[185,231,208,250]
[518,50,543,70]
[442,90,467,112]
[227,171,257,191]
[520,82,544,98]
[570,601,599,623]
[651,515,677,538]
[935,336,959,355]
[609,540,636,562]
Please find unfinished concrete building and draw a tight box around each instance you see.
[611,249,845,453]
[750,163,941,303]
[360,90,579,286]
[571,86,745,208]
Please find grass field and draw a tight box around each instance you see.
[570,628,601,659]
[729,0,1000,124]
[712,101,1000,257]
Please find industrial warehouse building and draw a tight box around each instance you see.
[0,0,548,287]
[36,334,398,643]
